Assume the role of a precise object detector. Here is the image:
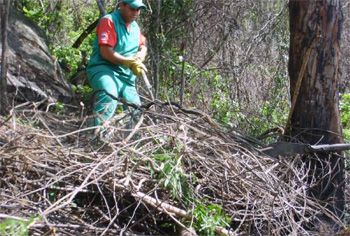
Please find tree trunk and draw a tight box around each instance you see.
[96,0,106,16]
[149,0,161,99]
[0,0,10,114]
[288,0,344,226]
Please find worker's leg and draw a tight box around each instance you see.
[122,84,141,107]
[121,84,141,131]
[88,71,119,126]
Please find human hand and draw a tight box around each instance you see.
[121,58,136,68]
[122,58,147,77]
[130,61,147,77]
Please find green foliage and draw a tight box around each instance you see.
[52,101,65,114]
[208,70,289,139]
[192,203,231,236]
[248,99,288,138]
[209,72,241,126]
[48,189,58,202]
[149,144,232,235]
[21,1,66,42]
[52,47,82,74]
[151,146,192,202]
[0,216,38,236]
[340,93,350,141]
[344,130,350,142]
[19,0,99,77]
[72,84,94,104]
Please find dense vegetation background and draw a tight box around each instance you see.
[15,0,350,139]
[1,0,349,235]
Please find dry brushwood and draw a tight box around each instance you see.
[0,101,348,235]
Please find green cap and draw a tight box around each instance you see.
[122,0,146,10]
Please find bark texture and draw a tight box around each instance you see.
[288,0,344,225]
[0,0,10,114]
[0,8,72,104]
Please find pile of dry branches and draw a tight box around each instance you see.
[0,101,347,235]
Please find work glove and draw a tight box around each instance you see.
[130,61,147,77]
[122,58,147,77]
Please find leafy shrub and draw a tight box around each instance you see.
[151,148,192,202]
[192,203,231,236]
[0,217,38,236]
[340,93,350,141]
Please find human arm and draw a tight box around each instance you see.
[100,45,146,76]
[99,45,133,65]
[96,17,147,75]
[95,17,132,65]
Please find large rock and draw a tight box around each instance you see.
[0,8,73,103]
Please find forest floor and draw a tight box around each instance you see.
[0,101,349,235]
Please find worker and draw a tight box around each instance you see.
[86,0,147,138]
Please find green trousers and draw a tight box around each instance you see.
[87,70,141,126]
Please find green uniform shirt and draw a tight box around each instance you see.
[87,10,141,85]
